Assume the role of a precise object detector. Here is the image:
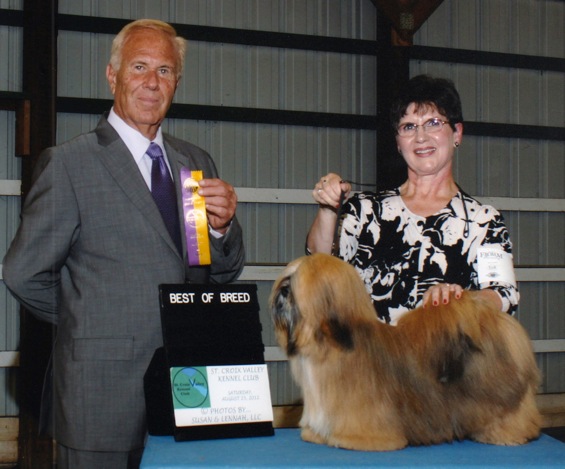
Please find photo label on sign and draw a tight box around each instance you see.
[170,365,273,427]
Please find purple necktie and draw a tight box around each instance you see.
[146,142,182,254]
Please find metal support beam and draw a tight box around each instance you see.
[19,1,58,467]
[376,11,409,190]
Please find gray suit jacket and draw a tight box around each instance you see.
[2,115,245,451]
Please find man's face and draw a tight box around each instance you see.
[106,28,180,139]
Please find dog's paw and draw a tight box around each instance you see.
[472,435,531,446]
[471,423,540,446]
[327,433,408,452]
[301,426,328,445]
[471,429,540,446]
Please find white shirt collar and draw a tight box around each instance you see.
[107,108,166,162]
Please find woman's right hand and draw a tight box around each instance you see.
[312,173,351,209]
[307,173,351,254]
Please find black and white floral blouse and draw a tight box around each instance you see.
[337,188,519,324]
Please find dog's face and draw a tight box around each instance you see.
[269,254,376,358]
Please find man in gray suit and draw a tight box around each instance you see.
[3,19,245,468]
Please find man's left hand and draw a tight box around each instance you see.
[198,178,237,234]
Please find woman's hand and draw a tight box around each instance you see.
[306,173,351,254]
[312,173,351,209]
[422,284,504,311]
[422,283,463,308]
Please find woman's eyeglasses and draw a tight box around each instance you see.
[397,118,450,137]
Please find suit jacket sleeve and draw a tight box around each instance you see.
[2,148,77,324]
[208,216,245,284]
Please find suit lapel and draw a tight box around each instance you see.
[94,116,183,258]
[164,138,195,176]
[164,138,196,260]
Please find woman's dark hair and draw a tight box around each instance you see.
[390,75,463,132]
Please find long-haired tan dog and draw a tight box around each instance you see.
[269,253,541,451]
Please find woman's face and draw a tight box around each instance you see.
[395,103,463,179]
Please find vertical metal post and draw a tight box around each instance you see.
[19,0,58,467]
[376,12,409,190]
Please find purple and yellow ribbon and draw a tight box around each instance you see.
[180,168,211,266]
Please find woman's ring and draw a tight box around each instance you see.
[317,189,322,193]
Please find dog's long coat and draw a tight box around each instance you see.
[270,254,541,451]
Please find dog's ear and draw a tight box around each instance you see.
[271,277,301,356]
[436,331,481,383]
[316,316,354,351]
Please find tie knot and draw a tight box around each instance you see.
[146,142,164,160]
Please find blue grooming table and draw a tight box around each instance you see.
[140,428,565,468]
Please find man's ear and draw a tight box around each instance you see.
[106,64,117,94]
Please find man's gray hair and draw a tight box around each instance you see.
[109,19,187,77]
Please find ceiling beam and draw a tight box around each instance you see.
[371,0,444,45]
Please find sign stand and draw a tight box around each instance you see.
[144,283,274,442]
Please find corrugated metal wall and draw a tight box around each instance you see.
[1,0,564,414]
[0,109,20,415]
[0,0,23,417]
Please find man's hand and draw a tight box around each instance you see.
[197,178,237,234]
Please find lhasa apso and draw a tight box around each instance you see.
[270,253,541,451]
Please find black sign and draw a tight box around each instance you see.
[144,283,274,442]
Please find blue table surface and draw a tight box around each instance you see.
[140,428,565,468]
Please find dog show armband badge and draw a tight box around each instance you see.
[476,247,517,286]
[181,168,211,266]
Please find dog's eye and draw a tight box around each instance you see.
[279,279,291,298]
[272,279,293,314]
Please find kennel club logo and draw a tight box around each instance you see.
[171,366,210,409]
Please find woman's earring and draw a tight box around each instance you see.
[454,142,460,148]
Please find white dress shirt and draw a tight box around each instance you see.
[107,108,172,190]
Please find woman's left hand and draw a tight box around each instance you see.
[422,283,463,308]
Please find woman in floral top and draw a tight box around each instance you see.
[307,75,519,324]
